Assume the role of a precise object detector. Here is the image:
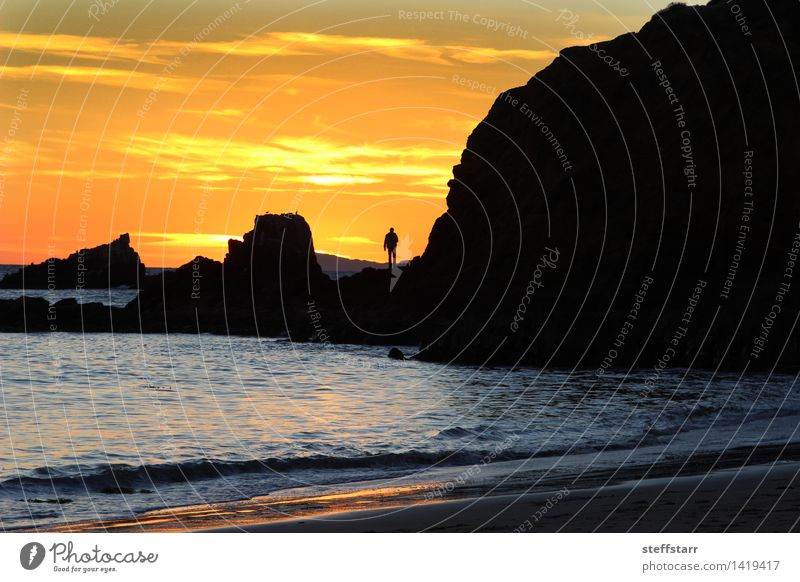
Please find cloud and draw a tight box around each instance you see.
[299,175,382,185]
[180,107,245,118]
[134,232,242,248]
[199,32,557,64]
[448,47,556,64]
[114,133,459,194]
[0,64,189,91]
[37,169,139,179]
[327,235,378,245]
[0,31,158,64]
[409,176,451,189]
[550,35,613,49]
[0,29,554,99]
[339,189,445,199]
[1,30,557,71]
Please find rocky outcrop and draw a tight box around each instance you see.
[130,213,332,335]
[0,296,123,332]
[385,0,800,369]
[0,234,144,289]
[0,214,341,336]
[131,255,224,332]
[223,213,328,299]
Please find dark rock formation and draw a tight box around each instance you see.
[0,296,119,332]
[130,213,332,335]
[0,297,51,331]
[0,233,144,289]
[133,255,224,332]
[384,0,800,370]
[0,214,335,336]
[223,213,328,299]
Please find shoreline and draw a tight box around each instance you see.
[204,462,800,533]
[27,446,800,533]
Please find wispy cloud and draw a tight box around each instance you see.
[298,175,382,185]
[196,32,556,63]
[0,31,158,63]
[114,133,458,194]
[134,232,242,248]
[2,30,556,70]
[180,107,245,118]
[327,235,378,245]
[0,64,190,91]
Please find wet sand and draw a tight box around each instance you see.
[34,445,800,533]
[206,463,800,532]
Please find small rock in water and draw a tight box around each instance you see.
[143,384,174,392]
[388,348,405,360]
[99,486,136,495]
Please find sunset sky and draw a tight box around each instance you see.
[0,0,673,267]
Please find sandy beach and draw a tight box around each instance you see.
[203,463,800,533]
[33,449,800,533]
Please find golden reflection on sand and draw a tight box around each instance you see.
[43,483,436,532]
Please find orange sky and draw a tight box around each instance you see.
[0,0,671,267]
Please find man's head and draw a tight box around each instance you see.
[389,227,394,232]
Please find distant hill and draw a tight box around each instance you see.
[315,252,386,278]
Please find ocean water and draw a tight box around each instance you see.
[0,265,172,308]
[0,288,139,308]
[1,332,799,530]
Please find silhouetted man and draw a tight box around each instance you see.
[384,227,398,269]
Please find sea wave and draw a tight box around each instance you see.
[432,424,508,440]
[0,449,529,492]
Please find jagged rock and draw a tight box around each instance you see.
[128,213,333,335]
[0,233,144,289]
[137,256,222,308]
[223,213,328,297]
[0,297,51,331]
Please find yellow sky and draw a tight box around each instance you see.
[0,0,672,267]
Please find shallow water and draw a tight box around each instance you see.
[0,265,170,307]
[0,288,139,307]
[0,332,798,530]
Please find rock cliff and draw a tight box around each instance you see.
[387,0,800,369]
[133,213,330,335]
